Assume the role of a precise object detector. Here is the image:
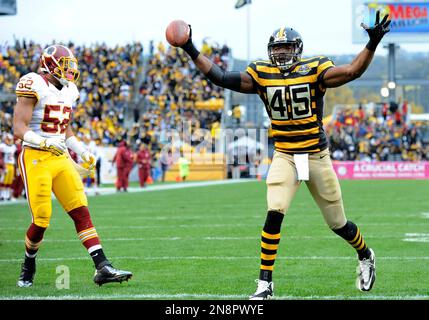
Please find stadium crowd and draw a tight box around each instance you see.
[1,39,429,201]
[326,102,429,161]
[130,41,228,150]
[0,39,229,200]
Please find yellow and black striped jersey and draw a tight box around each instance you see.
[246,56,334,154]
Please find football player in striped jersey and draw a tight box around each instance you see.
[13,44,132,287]
[178,10,390,299]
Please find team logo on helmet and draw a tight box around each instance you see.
[268,27,303,72]
[40,44,80,87]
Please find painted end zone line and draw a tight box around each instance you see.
[0,179,256,206]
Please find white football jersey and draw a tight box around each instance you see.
[0,143,17,165]
[15,72,79,149]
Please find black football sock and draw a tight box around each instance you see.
[23,254,36,270]
[90,249,109,269]
[333,220,371,260]
[259,210,284,282]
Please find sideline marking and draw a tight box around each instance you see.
[0,179,256,206]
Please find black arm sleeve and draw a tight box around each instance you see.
[205,63,242,92]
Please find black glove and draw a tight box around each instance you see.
[361,10,391,51]
[180,24,200,60]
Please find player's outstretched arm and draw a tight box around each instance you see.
[180,26,256,94]
[322,10,391,88]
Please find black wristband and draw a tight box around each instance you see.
[181,40,200,60]
[365,39,378,52]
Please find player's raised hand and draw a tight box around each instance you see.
[361,10,391,51]
[165,20,199,60]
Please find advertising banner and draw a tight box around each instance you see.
[333,161,429,179]
[352,0,429,43]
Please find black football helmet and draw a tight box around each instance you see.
[268,27,303,72]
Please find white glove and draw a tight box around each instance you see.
[81,150,96,170]
[40,138,67,156]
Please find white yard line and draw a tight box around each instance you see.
[403,233,429,242]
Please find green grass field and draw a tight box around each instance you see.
[0,179,428,300]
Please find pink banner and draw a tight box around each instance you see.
[332,161,429,180]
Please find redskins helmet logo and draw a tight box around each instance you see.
[46,46,56,55]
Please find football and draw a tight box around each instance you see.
[165,20,190,47]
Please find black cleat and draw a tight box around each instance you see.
[94,263,132,286]
[17,262,36,288]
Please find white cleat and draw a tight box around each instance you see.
[249,280,274,300]
[356,248,376,291]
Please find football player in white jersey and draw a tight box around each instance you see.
[0,133,17,201]
[13,44,132,287]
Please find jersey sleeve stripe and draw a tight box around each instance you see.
[16,90,39,100]
[317,65,335,87]
[318,60,335,72]
[246,67,260,84]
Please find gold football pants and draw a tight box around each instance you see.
[18,147,88,228]
[266,148,346,229]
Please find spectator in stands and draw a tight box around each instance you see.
[326,103,428,162]
[232,105,241,127]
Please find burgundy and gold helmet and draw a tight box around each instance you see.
[40,44,80,86]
